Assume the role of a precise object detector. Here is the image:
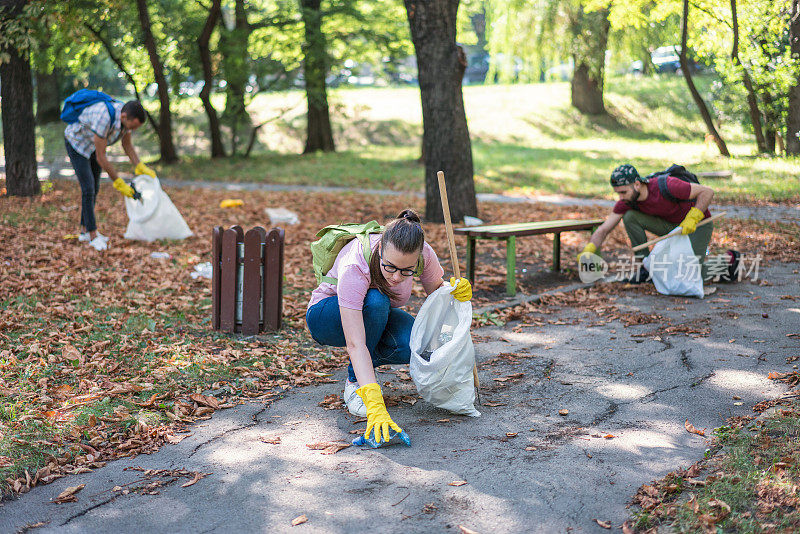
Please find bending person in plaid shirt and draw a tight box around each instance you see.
[64,99,154,251]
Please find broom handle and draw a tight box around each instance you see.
[437,171,480,401]
[631,211,727,252]
[437,171,461,279]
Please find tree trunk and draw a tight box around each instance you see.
[300,0,335,153]
[219,0,252,154]
[680,0,729,157]
[34,68,61,124]
[569,4,610,115]
[731,0,767,153]
[0,0,39,197]
[198,0,226,158]
[404,0,477,222]
[134,0,178,163]
[787,0,800,155]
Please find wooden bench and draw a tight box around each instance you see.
[454,219,604,296]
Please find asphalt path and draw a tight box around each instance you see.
[2,263,798,533]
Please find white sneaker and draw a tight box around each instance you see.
[80,232,108,243]
[343,380,367,417]
[88,236,108,251]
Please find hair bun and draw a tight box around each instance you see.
[397,209,421,224]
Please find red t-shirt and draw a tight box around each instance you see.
[613,176,711,224]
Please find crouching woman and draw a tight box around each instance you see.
[306,209,471,445]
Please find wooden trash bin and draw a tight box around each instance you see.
[211,225,284,334]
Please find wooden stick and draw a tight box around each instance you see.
[631,211,726,252]
[437,171,480,404]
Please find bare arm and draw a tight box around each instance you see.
[93,135,120,182]
[121,131,140,167]
[340,307,377,386]
[687,183,714,214]
[588,212,623,249]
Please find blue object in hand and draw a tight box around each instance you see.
[352,429,411,449]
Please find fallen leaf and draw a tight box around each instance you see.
[53,484,85,503]
[685,419,706,436]
[181,472,206,487]
[482,401,506,407]
[593,518,612,529]
[291,514,308,526]
[558,409,569,416]
[458,526,479,534]
[449,480,468,486]
[525,446,537,451]
[306,441,350,454]
[437,419,451,423]
[505,432,518,438]
[260,436,282,445]
[622,520,635,534]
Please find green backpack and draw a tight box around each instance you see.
[310,221,423,285]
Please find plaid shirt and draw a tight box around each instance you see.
[64,101,126,158]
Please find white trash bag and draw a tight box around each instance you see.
[409,282,480,417]
[643,227,704,298]
[124,175,193,242]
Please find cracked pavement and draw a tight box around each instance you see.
[1,263,798,533]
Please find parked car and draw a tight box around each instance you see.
[651,46,682,73]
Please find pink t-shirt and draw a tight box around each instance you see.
[308,234,445,310]
[613,176,711,224]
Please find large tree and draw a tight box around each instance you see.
[197,0,226,158]
[134,0,178,163]
[404,0,477,222]
[788,0,800,154]
[0,0,39,197]
[300,0,334,153]
[568,2,610,115]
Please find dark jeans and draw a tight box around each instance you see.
[306,289,414,383]
[65,139,102,233]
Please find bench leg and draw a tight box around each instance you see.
[466,236,476,285]
[552,232,561,271]
[506,236,516,296]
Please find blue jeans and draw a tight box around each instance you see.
[65,139,103,233]
[306,289,414,383]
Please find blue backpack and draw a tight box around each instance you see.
[60,89,118,124]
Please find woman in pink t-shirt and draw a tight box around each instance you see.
[306,209,472,445]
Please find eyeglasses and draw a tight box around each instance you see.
[380,254,416,277]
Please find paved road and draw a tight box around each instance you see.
[2,263,798,533]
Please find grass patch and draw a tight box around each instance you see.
[7,76,799,203]
[627,404,800,533]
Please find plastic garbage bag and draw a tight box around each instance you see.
[264,207,299,225]
[643,228,704,298]
[124,175,193,242]
[409,282,480,417]
[190,262,213,280]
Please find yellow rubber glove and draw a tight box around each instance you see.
[220,199,244,209]
[679,207,705,235]
[577,242,598,263]
[356,383,403,444]
[112,177,135,198]
[134,162,157,178]
[450,277,472,302]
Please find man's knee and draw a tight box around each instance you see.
[622,210,638,226]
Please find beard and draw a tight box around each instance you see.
[626,188,641,206]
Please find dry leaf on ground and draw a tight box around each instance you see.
[449,480,468,486]
[260,436,282,445]
[685,419,706,436]
[306,442,351,454]
[53,484,85,503]
[291,514,308,526]
[593,518,612,529]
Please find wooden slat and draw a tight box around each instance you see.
[263,227,285,331]
[211,226,223,330]
[219,226,243,333]
[454,219,604,238]
[241,227,266,335]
